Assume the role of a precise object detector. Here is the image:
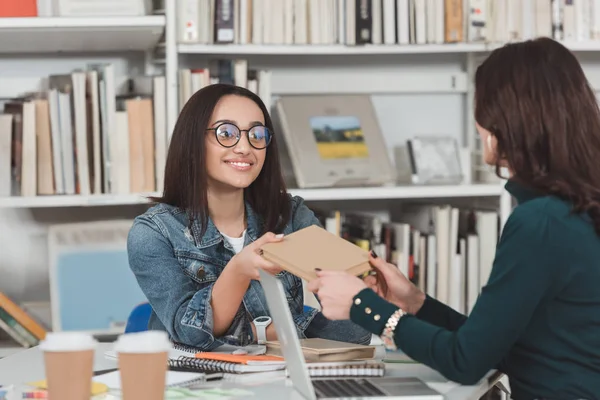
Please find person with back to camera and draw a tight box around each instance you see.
[127,84,371,351]
[308,37,600,399]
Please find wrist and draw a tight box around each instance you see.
[227,255,252,283]
[252,316,272,344]
[407,288,426,315]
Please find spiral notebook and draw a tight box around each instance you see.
[105,341,385,376]
[169,342,385,376]
[171,357,385,376]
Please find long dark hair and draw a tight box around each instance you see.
[475,37,600,235]
[151,84,291,236]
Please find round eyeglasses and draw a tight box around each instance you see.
[207,122,272,150]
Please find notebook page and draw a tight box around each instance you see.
[93,370,205,389]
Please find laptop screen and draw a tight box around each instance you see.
[258,269,317,400]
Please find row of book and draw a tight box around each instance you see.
[0,58,275,199]
[0,66,167,198]
[176,0,600,47]
[313,204,499,315]
[179,59,273,112]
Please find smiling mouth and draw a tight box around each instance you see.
[224,161,254,170]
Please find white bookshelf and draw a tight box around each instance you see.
[0,16,165,53]
[181,40,600,57]
[11,1,594,329]
[0,184,505,209]
[0,192,158,208]
[292,184,505,201]
[178,42,489,55]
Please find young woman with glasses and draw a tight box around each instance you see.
[127,84,371,350]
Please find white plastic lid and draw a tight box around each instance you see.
[39,332,98,352]
[114,331,172,353]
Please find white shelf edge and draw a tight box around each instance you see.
[0,184,504,208]
[178,43,488,55]
[0,192,161,208]
[179,40,600,56]
[290,184,505,201]
[0,15,166,54]
[0,15,166,29]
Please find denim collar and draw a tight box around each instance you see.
[190,200,262,249]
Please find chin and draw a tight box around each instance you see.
[213,175,259,190]
[228,180,255,189]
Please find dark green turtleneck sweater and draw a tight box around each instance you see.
[350,180,600,400]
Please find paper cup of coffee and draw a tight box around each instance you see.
[114,331,172,400]
[39,332,97,400]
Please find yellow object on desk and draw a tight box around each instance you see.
[27,379,109,396]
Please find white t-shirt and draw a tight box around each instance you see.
[221,230,247,254]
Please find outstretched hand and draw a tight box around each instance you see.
[307,270,367,320]
[364,252,426,314]
[230,232,285,280]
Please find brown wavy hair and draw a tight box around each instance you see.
[475,37,600,235]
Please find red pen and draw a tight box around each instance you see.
[22,390,48,399]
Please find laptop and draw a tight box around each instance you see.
[258,269,444,400]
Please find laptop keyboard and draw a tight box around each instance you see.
[313,378,386,398]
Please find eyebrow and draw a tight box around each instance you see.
[211,119,265,127]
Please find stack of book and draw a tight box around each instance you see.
[0,66,167,198]
[0,292,47,349]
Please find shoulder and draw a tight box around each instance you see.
[501,194,591,253]
[508,193,587,233]
[503,196,557,239]
[138,202,186,220]
[128,202,187,249]
[287,194,321,232]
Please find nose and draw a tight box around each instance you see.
[232,131,251,154]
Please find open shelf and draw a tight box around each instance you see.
[0,184,504,208]
[178,43,488,56]
[179,40,600,56]
[292,183,504,201]
[0,16,165,53]
[0,192,159,208]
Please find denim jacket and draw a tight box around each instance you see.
[127,195,372,350]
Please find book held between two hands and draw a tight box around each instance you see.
[260,225,372,282]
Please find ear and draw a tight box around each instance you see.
[487,135,493,149]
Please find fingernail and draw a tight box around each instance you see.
[370,250,378,258]
[275,234,284,238]
[314,268,322,272]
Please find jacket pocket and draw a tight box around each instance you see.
[175,252,221,285]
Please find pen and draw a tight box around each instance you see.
[22,390,47,398]
[93,368,118,376]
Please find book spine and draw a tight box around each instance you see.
[0,307,38,346]
[355,0,373,44]
[214,0,235,43]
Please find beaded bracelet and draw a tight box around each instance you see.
[381,308,407,351]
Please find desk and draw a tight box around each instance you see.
[0,343,498,400]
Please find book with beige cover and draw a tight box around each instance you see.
[265,338,377,363]
[260,225,372,282]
